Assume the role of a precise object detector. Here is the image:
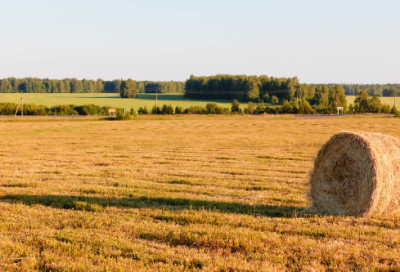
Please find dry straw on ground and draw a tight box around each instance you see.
[310,131,400,217]
[2,118,400,270]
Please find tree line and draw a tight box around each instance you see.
[184,74,304,102]
[0,78,184,94]
[311,83,400,97]
[348,91,396,114]
[1,75,398,115]
[263,85,396,114]
[183,74,345,113]
[2,76,398,98]
[0,95,397,117]
[0,102,229,116]
[183,75,400,114]
[118,79,185,98]
[0,103,113,116]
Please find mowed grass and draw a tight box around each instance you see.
[0,116,400,271]
[0,93,234,110]
[347,95,399,107]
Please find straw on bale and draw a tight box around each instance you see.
[309,131,400,217]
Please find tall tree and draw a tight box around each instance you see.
[312,85,329,109]
[96,79,104,93]
[113,79,122,93]
[354,91,370,113]
[245,77,260,101]
[329,85,347,112]
[120,79,137,98]
[0,79,11,93]
[70,79,83,93]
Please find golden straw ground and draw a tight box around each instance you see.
[0,116,400,271]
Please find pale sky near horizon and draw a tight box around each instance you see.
[0,0,399,84]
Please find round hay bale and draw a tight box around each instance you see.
[310,131,400,217]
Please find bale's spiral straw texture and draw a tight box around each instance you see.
[310,132,400,217]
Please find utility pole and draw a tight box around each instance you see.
[296,88,299,109]
[14,92,23,117]
[156,88,158,108]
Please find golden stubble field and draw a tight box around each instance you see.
[0,116,399,271]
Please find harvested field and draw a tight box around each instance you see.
[0,116,400,271]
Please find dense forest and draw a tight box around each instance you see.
[183,74,336,111]
[183,75,399,114]
[0,78,185,94]
[2,77,398,98]
[140,81,185,93]
[184,74,307,102]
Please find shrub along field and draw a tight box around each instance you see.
[0,93,234,110]
[0,116,399,271]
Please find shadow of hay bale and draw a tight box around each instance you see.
[0,194,303,218]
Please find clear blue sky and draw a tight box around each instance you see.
[0,0,399,83]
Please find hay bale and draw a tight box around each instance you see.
[310,131,400,217]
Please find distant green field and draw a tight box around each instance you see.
[0,93,236,110]
[347,95,399,107]
[3,93,397,111]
